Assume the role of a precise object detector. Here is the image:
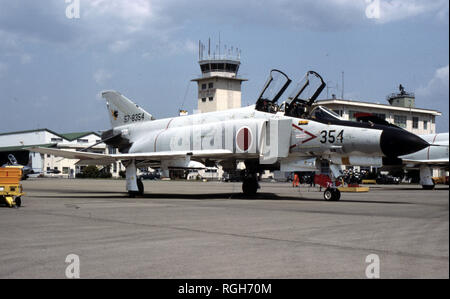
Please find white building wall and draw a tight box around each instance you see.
[0,131,57,147]
[197,78,242,113]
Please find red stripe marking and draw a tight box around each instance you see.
[244,128,249,151]
[292,124,317,144]
[236,127,252,151]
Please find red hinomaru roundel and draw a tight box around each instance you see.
[236,127,252,152]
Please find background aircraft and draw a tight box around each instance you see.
[30,70,429,201]
[400,133,449,189]
[1,154,33,179]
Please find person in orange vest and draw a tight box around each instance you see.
[293,172,300,188]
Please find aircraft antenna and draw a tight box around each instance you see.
[180,79,192,112]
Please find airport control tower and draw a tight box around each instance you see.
[192,40,247,113]
[387,84,416,108]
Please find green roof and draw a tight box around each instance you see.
[0,143,56,153]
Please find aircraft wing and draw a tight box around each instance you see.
[29,147,234,163]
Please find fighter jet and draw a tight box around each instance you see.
[1,154,33,179]
[30,70,429,201]
[399,133,449,189]
[352,113,448,189]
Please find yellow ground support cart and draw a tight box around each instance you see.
[0,167,25,208]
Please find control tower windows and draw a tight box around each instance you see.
[201,64,210,72]
[201,83,207,90]
[226,64,237,72]
[208,82,214,89]
[209,97,214,101]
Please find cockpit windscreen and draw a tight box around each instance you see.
[311,106,343,121]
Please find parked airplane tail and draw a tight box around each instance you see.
[102,91,154,128]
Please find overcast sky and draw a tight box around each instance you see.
[0,0,448,133]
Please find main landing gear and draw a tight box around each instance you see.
[242,176,259,196]
[125,160,144,198]
[240,162,261,197]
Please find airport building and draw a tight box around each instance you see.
[0,129,123,178]
[315,88,440,135]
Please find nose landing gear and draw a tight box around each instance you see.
[323,187,341,201]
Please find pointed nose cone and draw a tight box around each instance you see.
[380,128,429,157]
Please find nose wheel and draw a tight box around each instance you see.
[324,188,341,201]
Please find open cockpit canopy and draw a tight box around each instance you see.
[255,69,327,118]
[255,69,291,113]
[284,71,326,118]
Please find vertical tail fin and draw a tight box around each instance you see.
[102,91,154,128]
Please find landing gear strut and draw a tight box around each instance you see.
[420,165,435,190]
[323,163,342,201]
[125,160,144,197]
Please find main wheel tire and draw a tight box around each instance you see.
[15,197,21,207]
[324,188,333,201]
[331,189,341,201]
[324,188,341,201]
[242,178,258,196]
